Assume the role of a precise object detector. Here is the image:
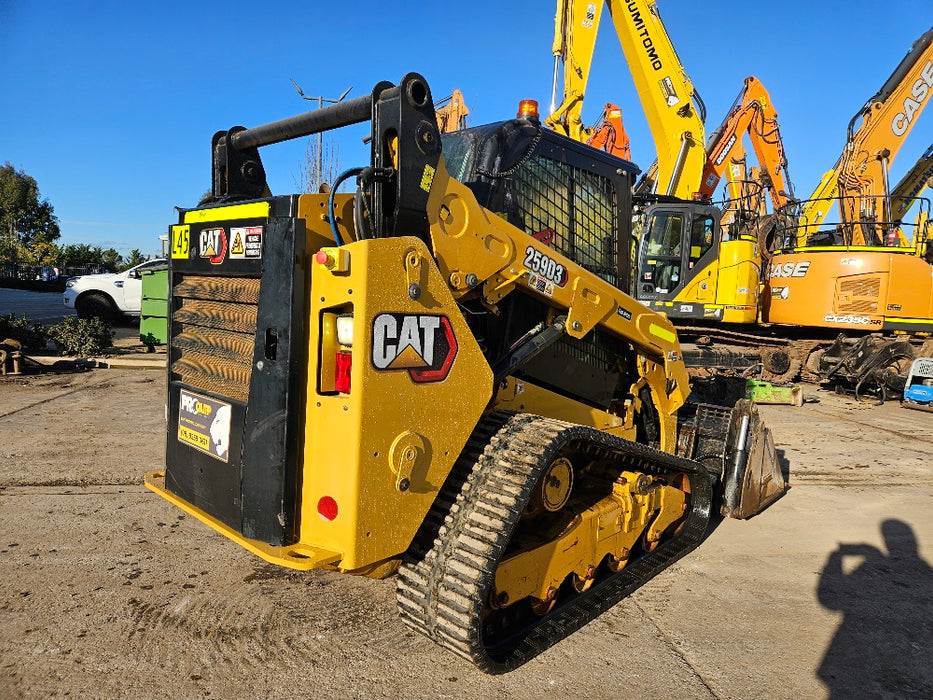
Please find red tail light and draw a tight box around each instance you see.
[317,496,338,521]
[335,351,352,393]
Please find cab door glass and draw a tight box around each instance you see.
[642,211,684,294]
[689,216,715,270]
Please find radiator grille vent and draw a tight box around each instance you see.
[837,276,881,313]
[171,275,258,403]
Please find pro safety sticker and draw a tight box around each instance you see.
[372,313,458,383]
[177,389,232,462]
[229,226,263,259]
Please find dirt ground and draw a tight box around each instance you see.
[1,366,931,699]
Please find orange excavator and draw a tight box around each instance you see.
[434,89,469,133]
[766,26,933,336]
[699,76,795,247]
[835,29,933,246]
[586,102,631,159]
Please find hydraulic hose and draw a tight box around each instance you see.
[328,168,365,245]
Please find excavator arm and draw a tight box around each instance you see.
[700,76,795,210]
[434,89,469,134]
[546,0,706,198]
[890,141,933,222]
[838,27,933,243]
[586,102,632,159]
[546,0,601,143]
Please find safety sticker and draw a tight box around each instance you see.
[229,226,263,259]
[171,225,190,259]
[420,164,436,192]
[199,228,227,264]
[371,313,458,383]
[177,389,232,462]
[526,273,555,298]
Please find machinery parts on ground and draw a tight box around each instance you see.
[0,338,23,375]
[818,334,917,404]
[145,73,782,672]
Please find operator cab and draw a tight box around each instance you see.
[635,200,720,302]
[439,119,643,410]
[441,118,639,290]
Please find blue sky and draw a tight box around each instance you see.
[1,1,931,258]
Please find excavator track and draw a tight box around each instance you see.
[396,412,718,673]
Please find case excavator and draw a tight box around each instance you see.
[145,73,782,672]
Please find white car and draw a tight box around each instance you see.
[63,259,167,322]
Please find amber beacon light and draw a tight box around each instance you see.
[517,99,539,119]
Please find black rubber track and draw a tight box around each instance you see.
[396,412,718,673]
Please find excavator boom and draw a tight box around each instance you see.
[837,27,933,243]
[700,76,794,210]
[547,0,706,198]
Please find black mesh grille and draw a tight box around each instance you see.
[170,274,258,403]
[555,326,627,372]
[512,155,618,284]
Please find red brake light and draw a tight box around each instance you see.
[335,351,352,393]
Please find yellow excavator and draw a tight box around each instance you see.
[145,72,782,672]
[889,141,933,240]
[547,0,706,199]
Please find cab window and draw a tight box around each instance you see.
[689,216,714,268]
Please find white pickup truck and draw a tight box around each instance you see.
[62,259,167,322]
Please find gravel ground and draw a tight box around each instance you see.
[1,367,931,699]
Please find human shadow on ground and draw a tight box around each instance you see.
[817,519,933,698]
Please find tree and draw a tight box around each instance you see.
[296,137,340,194]
[61,243,101,268]
[17,239,61,269]
[100,248,122,272]
[0,162,60,265]
[123,249,146,269]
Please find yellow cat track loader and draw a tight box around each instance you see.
[145,73,782,672]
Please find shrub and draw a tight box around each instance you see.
[0,313,49,352]
[47,316,114,356]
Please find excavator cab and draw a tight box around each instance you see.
[635,200,723,314]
